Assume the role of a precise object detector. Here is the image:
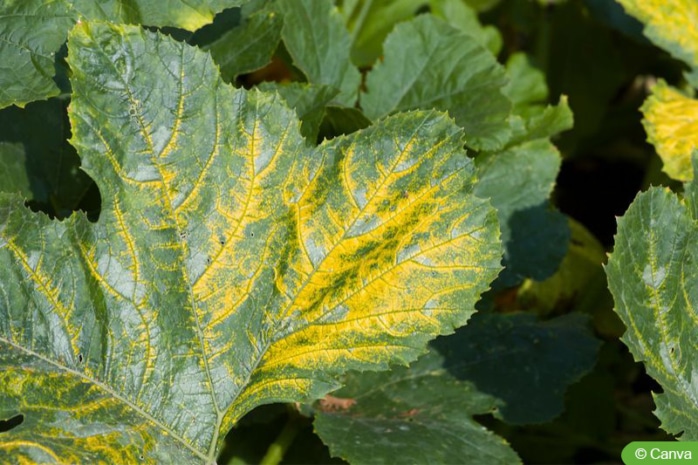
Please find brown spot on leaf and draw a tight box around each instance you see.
[318,395,357,412]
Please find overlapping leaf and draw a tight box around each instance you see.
[0,98,97,219]
[606,161,698,439]
[203,4,282,82]
[640,80,698,181]
[277,0,361,106]
[617,0,698,86]
[432,312,600,424]
[475,140,569,286]
[71,0,244,31]
[361,14,512,151]
[0,21,502,463]
[313,348,522,465]
[0,0,244,109]
[0,0,75,108]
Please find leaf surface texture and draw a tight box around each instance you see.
[0,21,502,463]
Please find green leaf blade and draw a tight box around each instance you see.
[278,0,361,106]
[361,14,512,151]
[606,186,698,439]
[0,0,75,109]
[313,349,522,465]
[206,8,282,82]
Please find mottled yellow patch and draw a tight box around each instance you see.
[642,80,698,181]
[619,0,698,68]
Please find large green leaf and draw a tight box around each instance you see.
[606,165,698,439]
[277,0,361,106]
[361,14,513,151]
[313,348,522,465]
[0,21,502,463]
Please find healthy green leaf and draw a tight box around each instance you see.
[475,140,570,285]
[337,0,425,68]
[0,98,97,219]
[205,6,282,82]
[0,21,502,463]
[0,0,75,108]
[277,0,361,106]
[429,0,502,55]
[0,0,244,109]
[606,173,698,439]
[313,348,522,465]
[502,53,574,146]
[432,312,601,424]
[361,14,513,151]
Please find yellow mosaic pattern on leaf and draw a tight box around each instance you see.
[642,80,698,181]
[618,0,698,70]
[0,21,503,463]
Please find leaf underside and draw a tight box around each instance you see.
[0,21,502,463]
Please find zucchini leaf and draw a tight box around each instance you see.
[0,21,502,463]
[0,0,244,109]
[313,347,522,465]
[606,160,698,439]
[361,14,512,151]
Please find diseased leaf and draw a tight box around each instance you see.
[617,0,698,86]
[361,14,513,151]
[640,79,698,181]
[0,21,502,463]
[0,98,97,219]
[432,312,601,425]
[0,0,75,108]
[313,349,522,465]
[606,166,698,439]
[277,0,361,106]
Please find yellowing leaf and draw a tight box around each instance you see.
[0,21,502,463]
[617,0,698,81]
[641,80,698,181]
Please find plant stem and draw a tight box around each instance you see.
[259,412,303,465]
